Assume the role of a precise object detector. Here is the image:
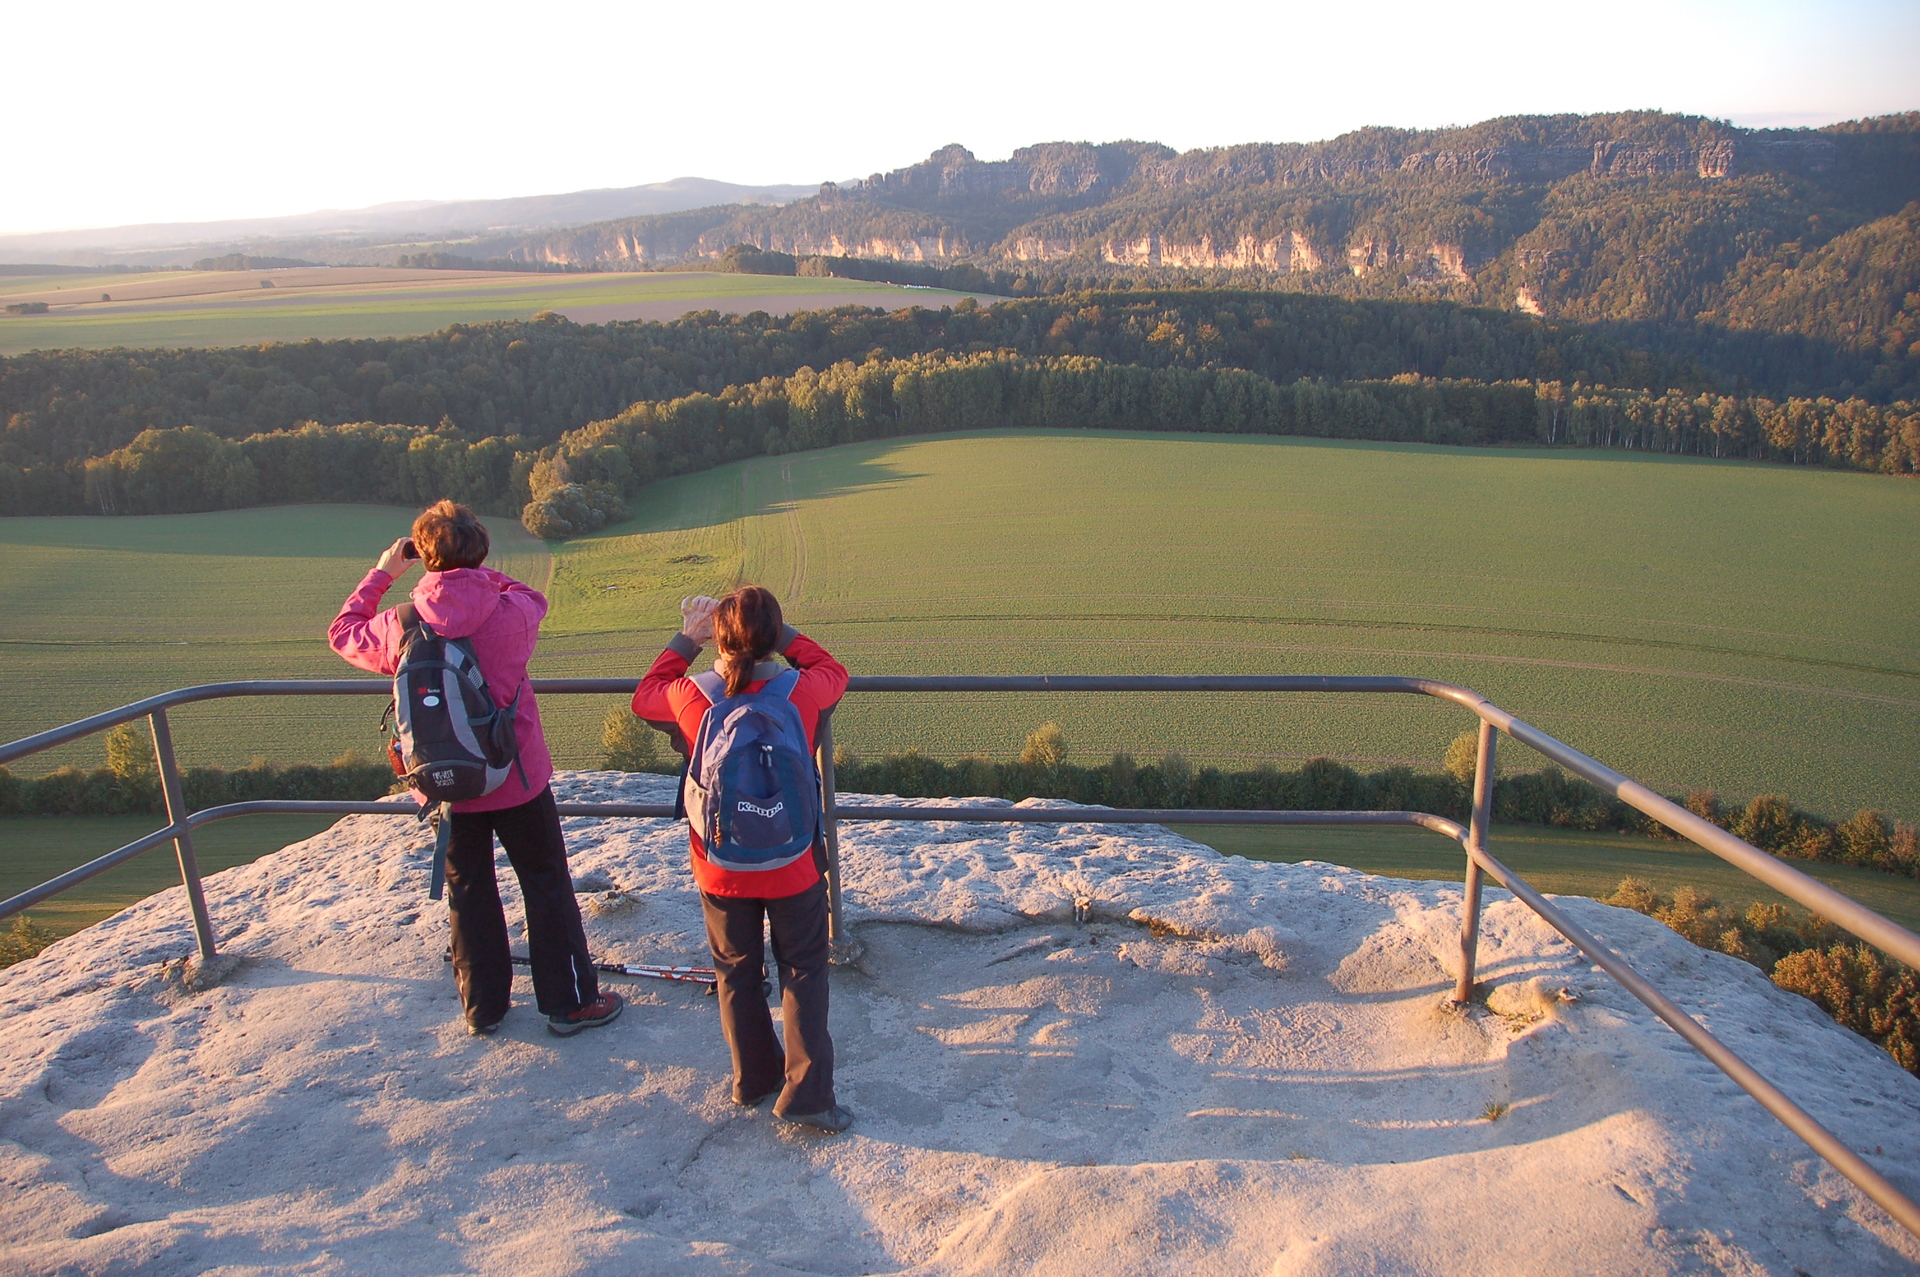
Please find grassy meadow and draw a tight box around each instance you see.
[2,432,1915,825]
[0,267,980,354]
[540,431,1919,823]
[0,814,336,937]
[1182,822,1920,933]
[2,428,1917,933]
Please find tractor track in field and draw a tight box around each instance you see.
[780,460,808,604]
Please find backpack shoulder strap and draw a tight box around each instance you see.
[689,669,726,704]
[394,602,419,631]
[767,667,802,702]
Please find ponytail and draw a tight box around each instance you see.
[712,586,783,696]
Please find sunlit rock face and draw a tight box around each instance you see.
[2,771,1915,1275]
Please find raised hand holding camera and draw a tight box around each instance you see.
[374,536,420,579]
[680,594,721,643]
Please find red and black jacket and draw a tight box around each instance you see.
[633,625,848,898]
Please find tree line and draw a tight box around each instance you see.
[45,348,1917,527]
[1605,875,1919,1075]
[825,726,1918,881]
[1,289,1685,476]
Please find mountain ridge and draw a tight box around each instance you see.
[474,112,1920,346]
[0,176,817,261]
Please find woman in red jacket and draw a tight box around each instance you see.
[633,586,852,1133]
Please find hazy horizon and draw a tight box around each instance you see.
[8,0,1918,237]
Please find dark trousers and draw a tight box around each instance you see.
[701,878,835,1116]
[445,786,598,1025]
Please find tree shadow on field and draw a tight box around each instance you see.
[596,442,927,540]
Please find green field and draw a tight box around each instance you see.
[0,814,337,936]
[1,432,1916,828]
[1179,823,1920,933]
[0,267,981,354]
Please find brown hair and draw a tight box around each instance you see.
[412,500,490,571]
[712,585,783,696]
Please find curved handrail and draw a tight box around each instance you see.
[2,676,1917,1237]
[8,675,1909,968]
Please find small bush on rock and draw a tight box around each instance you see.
[0,916,56,968]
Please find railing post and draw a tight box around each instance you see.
[1451,718,1498,1005]
[814,708,857,964]
[148,709,217,963]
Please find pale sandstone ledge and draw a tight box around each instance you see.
[1,771,1915,1275]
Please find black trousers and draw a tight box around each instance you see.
[701,878,835,1116]
[445,786,598,1025]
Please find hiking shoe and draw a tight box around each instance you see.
[780,1105,854,1134]
[548,991,623,1037]
[468,1017,503,1037]
[733,1086,779,1108]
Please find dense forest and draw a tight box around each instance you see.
[6,289,1917,522]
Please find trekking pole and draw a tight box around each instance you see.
[506,953,718,985]
[428,803,451,901]
[814,709,860,965]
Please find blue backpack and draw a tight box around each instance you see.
[683,667,822,873]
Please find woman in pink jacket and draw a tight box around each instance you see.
[329,500,621,1039]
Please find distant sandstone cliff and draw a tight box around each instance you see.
[485,112,1917,334]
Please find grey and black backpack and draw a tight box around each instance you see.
[384,604,526,803]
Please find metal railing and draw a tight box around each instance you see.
[2,674,1916,1238]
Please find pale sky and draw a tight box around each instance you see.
[4,0,1916,235]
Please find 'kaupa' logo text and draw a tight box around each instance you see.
[736,799,785,818]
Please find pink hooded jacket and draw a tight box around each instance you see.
[329,565,553,813]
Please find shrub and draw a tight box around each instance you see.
[1895,821,1920,873]
[0,916,56,968]
[104,721,159,809]
[1837,809,1893,867]
[1020,723,1066,768]
[1605,876,1660,914]
[1733,793,1797,851]
[521,481,626,539]
[1605,874,1916,1076]
[601,708,668,772]
[1773,944,1920,1073]
[1442,731,1479,785]
[1684,789,1721,824]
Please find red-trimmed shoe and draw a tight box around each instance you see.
[547,991,623,1036]
[780,1105,854,1134]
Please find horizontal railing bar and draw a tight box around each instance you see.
[185,800,421,826]
[4,675,1913,965]
[178,800,1473,837]
[0,675,1457,766]
[842,675,1457,694]
[1465,839,1920,1237]
[0,680,398,766]
[834,805,1471,839]
[0,823,186,922]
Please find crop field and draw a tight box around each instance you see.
[544,431,1920,822]
[0,267,983,354]
[0,504,558,774]
[1179,823,1920,933]
[0,814,336,937]
[1,432,1916,827]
